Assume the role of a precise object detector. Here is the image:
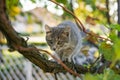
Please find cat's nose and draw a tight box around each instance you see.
[52,48,56,51]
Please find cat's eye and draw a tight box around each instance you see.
[57,41,62,45]
[48,40,53,44]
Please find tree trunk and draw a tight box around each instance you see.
[106,0,111,24]
[117,0,120,37]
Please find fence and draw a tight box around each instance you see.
[0,49,81,80]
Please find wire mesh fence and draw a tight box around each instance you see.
[0,49,81,80]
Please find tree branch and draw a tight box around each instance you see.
[0,0,70,73]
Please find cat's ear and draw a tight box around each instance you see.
[64,26,71,32]
[63,26,71,37]
[45,25,51,33]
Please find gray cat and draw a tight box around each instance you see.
[45,21,82,62]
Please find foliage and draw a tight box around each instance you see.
[99,41,114,61]
[108,24,120,31]
[54,0,108,24]
[6,0,21,17]
[56,0,73,19]
[85,69,120,80]
[75,0,107,24]
[99,24,120,62]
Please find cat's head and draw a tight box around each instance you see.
[45,25,70,52]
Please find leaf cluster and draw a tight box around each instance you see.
[85,69,120,80]
[99,24,120,62]
[6,0,21,17]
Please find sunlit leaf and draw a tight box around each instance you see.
[6,0,21,17]
[99,42,114,61]
[7,6,21,17]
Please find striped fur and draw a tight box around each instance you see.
[45,21,82,62]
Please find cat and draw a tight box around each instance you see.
[45,21,82,62]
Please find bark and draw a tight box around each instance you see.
[106,0,111,24]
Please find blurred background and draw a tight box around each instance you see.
[0,0,119,80]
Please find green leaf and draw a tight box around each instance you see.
[109,30,118,42]
[109,24,120,31]
[84,69,120,80]
[56,0,68,4]
[99,42,114,61]
[84,73,98,80]
[103,69,120,80]
[114,39,120,60]
[30,0,36,3]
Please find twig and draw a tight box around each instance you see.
[16,46,81,78]
[37,48,81,78]
[15,46,120,74]
[49,0,111,42]
[90,54,102,68]
[69,0,82,30]
[49,0,85,31]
